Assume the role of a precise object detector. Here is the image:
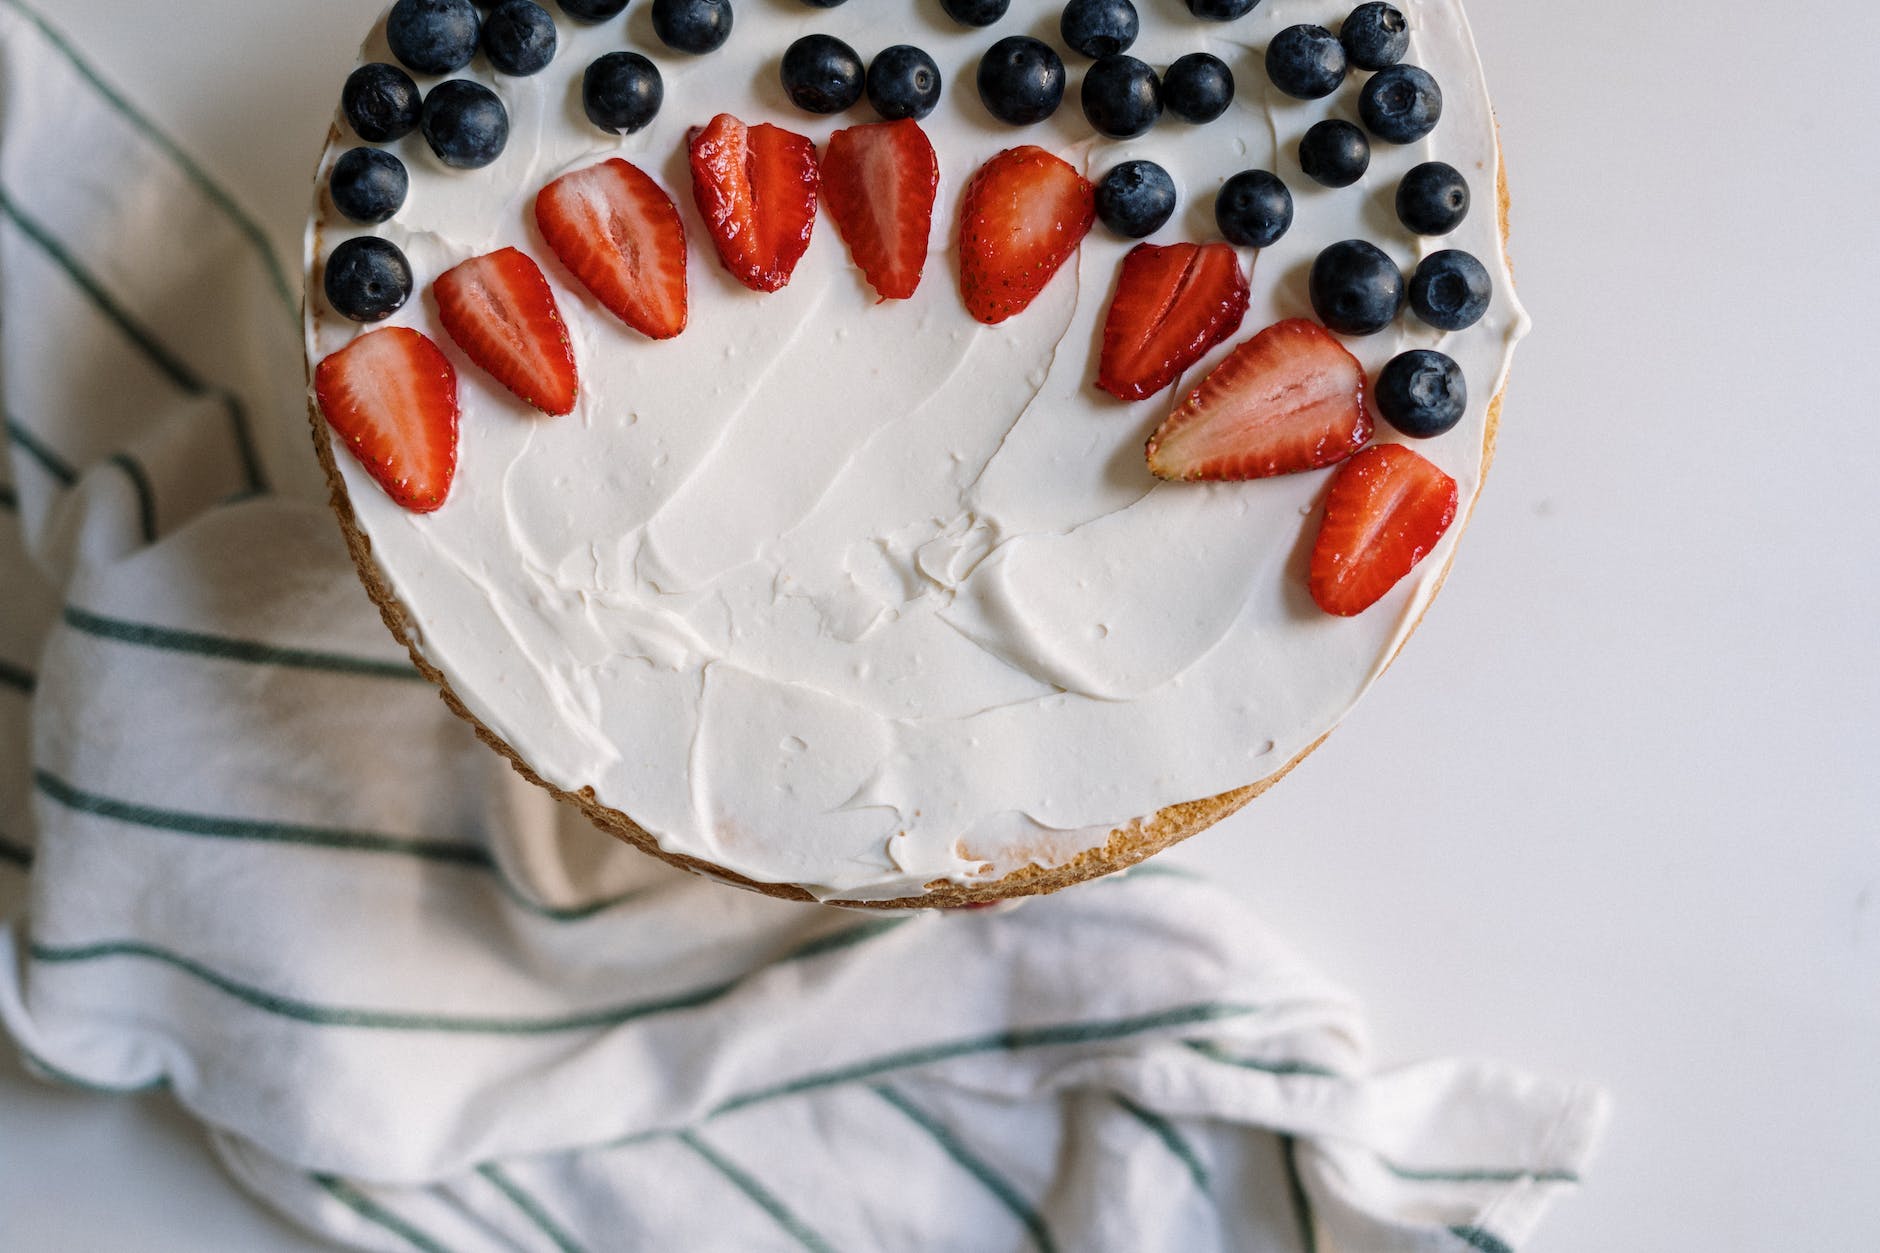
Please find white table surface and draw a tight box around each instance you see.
[3,0,1876,1248]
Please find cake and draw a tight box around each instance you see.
[304,0,1526,906]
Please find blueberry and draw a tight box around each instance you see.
[1375,350,1466,438]
[341,63,422,143]
[1095,160,1176,238]
[942,0,1009,27]
[1214,170,1291,248]
[329,148,409,224]
[803,0,847,6]
[556,0,627,19]
[1265,24,1346,100]
[480,0,557,75]
[1298,118,1369,188]
[781,34,864,114]
[1162,52,1233,123]
[1360,64,1442,143]
[1340,2,1408,70]
[867,45,943,121]
[421,80,510,167]
[653,0,733,54]
[1395,161,1469,235]
[1309,239,1404,335]
[581,52,662,133]
[386,0,481,76]
[1185,0,1259,20]
[977,37,1065,125]
[324,237,413,322]
[1408,250,1491,331]
[1081,55,1161,139]
[1060,0,1138,59]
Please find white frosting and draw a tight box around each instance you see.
[306,0,1527,900]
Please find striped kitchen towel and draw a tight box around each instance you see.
[0,3,1607,1250]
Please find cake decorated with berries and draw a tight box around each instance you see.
[305,0,1526,905]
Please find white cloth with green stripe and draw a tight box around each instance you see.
[0,5,1606,1250]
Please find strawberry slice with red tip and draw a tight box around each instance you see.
[1145,318,1370,481]
[315,327,459,514]
[1097,242,1249,402]
[958,145,1095,325]
[433,247,577,416]
[821,119,938,301]
[687,113,819,293]
[535,158,688,340]
[1309,443,1458,616]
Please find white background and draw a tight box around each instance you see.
[2,0,1876,1249]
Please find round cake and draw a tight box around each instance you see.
[304,0,1526,906]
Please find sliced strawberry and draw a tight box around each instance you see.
[535,159,688,340]
[1145,318,1371,481]
[1097,242,1249,402]
[433,247,577,416]
[1309,444,1458,616]
[687,113,819,293]
[821,119,938,301]
[314,327,459,514]
[958,145,1095,325]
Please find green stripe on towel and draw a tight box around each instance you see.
[0,481,15,509]
[0,658,35,695]
[13,1037,166,1095]
[476,1164,587,1253]
[873,1083,1058,1253]
[1279,1134,1318,1253]
[1377,1154,1580,1186]
[677,1130,836,1253]
[1449,1225,1514,1253]
[313,1176,456,1253]
[106,451,157,541]
[6,413,79,485]
[62,604,424,681]
[1182,1038,1343,1078]
[0,833,32,870]
[1112,1092,1212,1195]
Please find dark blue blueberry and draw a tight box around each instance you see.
[1375,349,1466,438]
[1214,169,1291,248]
[1395,161,1469,235]
[329,148,409,224]
[421,79,510,167]
[556,0,627,19]
[324,237,413,322]
[803,0,847,6]
[1309,239,1404,335]
[1185,0,1259,20]
[1060,0,1137,59]
[867,45,943,121]
[1298,118,1369,188]
[480,1,557,75]
[1360,63,1442,143]
[1408,250,1491,331]
[1162,52,1233,123]
[582,52,662,133]
[1340,2,1408,70]
[781,34,864,114]
[1265,24,1346,100]
[1081,55,1161,139]
[386,0,481,76]
[977,36,1065,125]
[942,0,1009,27]
[1094,160,1176,238]
[653,0,733,54]
[341,63,422,143]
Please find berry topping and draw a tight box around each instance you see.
[1308,443,1457,616]
[1097,242,1249,402]
[1185,0,1259,20]
[804,0,847,6]
[1408,249,1491,331]
[330,148,409,225]
[687,113,820,292]
[957,145,1095,325]
[387,0,481,76]
[1308,239,1403,336]
[1340,2,1409,71]
[821,119,939,301]
[1265,24,1347,100]
[583,52,663,134]
[1374,349,1466,438]
[1395,160,1470,235]
[1060,0,1138,59]
[314,327,460,514]
[342,63,422,143]
[1081,55,1161,139]
[653,0,734,56]
[433,247,578,416]
[867,45,943,121]
[942,0,1010,27]
[1163,52,1234,123]
[1360,64,1442,143]
[781,34,865,114]
[421,80,510,168]
[481,1,558,76]
[1298,119,1369,188]
[977,37,1066,126]
[1146,318,1369,481]
[324,236,414,322]
[1094,159,1177,238]
[1214,170,1292,248]
[556,0,627,19]
[536,159,688,339]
